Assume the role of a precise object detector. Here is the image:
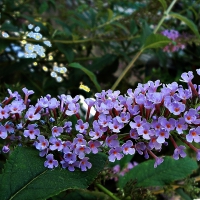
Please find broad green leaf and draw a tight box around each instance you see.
[69,63,101,92]
[141,34,171,50]
[107,8,114,21]
[169,12,200,38]
[1,22,18,32]
[39,2,48,14]
[140,21,152,44]
[53,189,110,200]
[56,43,74,63]
[118,156,198,189]
[0,147,107,200]
[158,0,167,10]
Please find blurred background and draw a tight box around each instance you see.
[0,0,200,100]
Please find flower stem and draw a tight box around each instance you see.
[95,183,120,200]
[111,0,178,91]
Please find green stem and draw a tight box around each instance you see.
[111,0,178,91]
[96,183,120,200]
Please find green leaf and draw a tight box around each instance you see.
[169,12,200,38]
[118,156,198,189]
[158,0,167,10]
[69,63,101,92]
[0,147,107,200]
[141,34,171,50]
[53,189,110,200]
[54,19,72,36]
[39,2,48,14]
[107,8,114,21]
[56,43,74,63]
[140,21,152,44]
[1,22,18,32]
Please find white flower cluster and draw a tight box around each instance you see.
[24,24,52,58]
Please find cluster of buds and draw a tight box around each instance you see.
[161,30,185,52]
[1,69,200,171]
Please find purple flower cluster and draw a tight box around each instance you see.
[1,69,200,171]
[161,30,185,52]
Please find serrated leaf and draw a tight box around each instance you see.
[0,147,107,200]
[141,34,171,50]
[69,63,101,92]
[158,0,167,10]
[169,12,200,38]
[118,156,198,189]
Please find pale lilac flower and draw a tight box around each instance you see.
[168,102,185,115]
[75,119,89,134]
[130,115,146,129]
[196,69,200,76]
[75,144,91,159]
[52,126,63,137]
[116,112,130,124]
[160,118,176,132]
[79,157,92,171]
[105,134,119,148]
[48,98,60,109]
[148,136,162,150]
[88,140,101,154]
[156,129,169,143]
[25,107,41,121]
[108,118,124,133]
[0,106,10,119]
[108,147,124,162]
[24,124,40,139]
[180,71,194,83]
[121,140,135,155]
[9,100,26,114]
[22,87,34,96]
[49,137,63,151]
[4,121,14,133]
[154,157,164,168]
[44,154,58,169]
[63,121,72,133]
[35,135,49,151]
[137,123,153,140]
[175,118,188,134]
[73,134,86,146]
[63,152,77,163]
[186,127,200,143]
[130,129,140,139]
[65,103,80,116]
[98,114,112,127]
[135,142,146,155]
[184,109,197,124]
[173,145,186,160]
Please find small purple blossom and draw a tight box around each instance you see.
[121,140,135,155]
[79,157,92,171]
[108,147,124,162]
[52,126,63,137]
[24,124,40,139]
[173,145,186,160]
[44,154,58,169]
[35,135,49,151]
[75,119,89,134]
[186,127,200,143]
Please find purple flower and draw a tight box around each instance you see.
[98,114,112,127]
[61,160,78,171]
[130,115,146,129]
[186,127,200,143]
[0,105,9,119]
[63,121,72,133]
[184,109,197,124]
[196,69,200,76]
[74,144,91,159]
[175,118,188,134]
[160,118,176,132]
[173,145,186,160]
[24,124,40,139]
[44,154,58,169]
[105,134,119,148]
[161,30,179,40]
[135,142,146,155]
[4,121,14,133]
[156,129,169,144]
[137,123,153,140]
[63,152,77,163]
[88,140,101,154]
[73,134,86,146]
[108,118,124,133]
[75,119,89,134]
[79,157,92,171]
[49,137,63,151]
[65,103,80,116]
[48,98,60,109]
[25,106,41,121]
[35,135,49,150]
[121,140,135,155]
[22,87,34,96]
[108,147,124,162]
[168,102,185,115]
[180,71,194,83]
[2,145,10,153]
[148,136,162,150]
[52,126,63,137]
[154,157,164,168]
[9,100,26,114]
[116,112,130,124]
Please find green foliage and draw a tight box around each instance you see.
[118,156,198,189]
[0,147,107,200]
